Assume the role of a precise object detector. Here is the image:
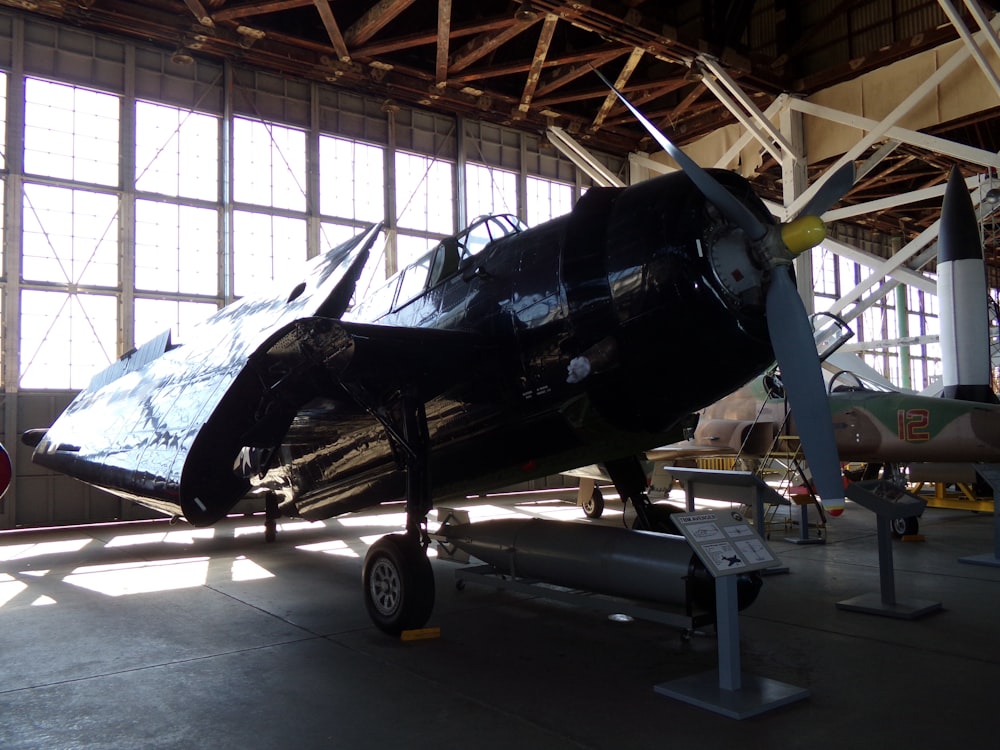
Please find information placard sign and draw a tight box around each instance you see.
[672,509,778,577]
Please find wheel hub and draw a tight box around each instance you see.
[370,558,401,616]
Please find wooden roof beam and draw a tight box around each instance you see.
[537,80,665,108]
[436,0,452,86]
[518,14,559,114]
[656,81,706,132]
[448,46,627,86]
[182,0,213,27]
[591,48,645,130]
[351,19,515,58]
[602,79,692,126]
[449,16,541,73]
[533,47,631,99]
[314,0,349,63]
[213,0,313,23]
[344,0,417,48]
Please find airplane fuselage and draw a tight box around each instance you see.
[271,172,777,521]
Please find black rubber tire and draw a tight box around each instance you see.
[891,516,919,537]
[362,534,435,636]
[582,487,605,518]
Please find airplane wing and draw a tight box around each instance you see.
[34,313,489,524]
[30,225,499,524]
[646,418,777,462]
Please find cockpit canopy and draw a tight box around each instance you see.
[351,214,527,320]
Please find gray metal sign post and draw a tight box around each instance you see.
[836,481,942,618]
[654,509,809,719]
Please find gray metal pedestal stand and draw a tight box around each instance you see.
[655,575,810,719]
[784,499,825,545]
[655,508,809,719]
[836,481,942,619]
[959,465,1000,568]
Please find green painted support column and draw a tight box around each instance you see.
[897,284,911,390]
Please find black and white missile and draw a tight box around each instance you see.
[938,166,998,403]
[439,517,762,618]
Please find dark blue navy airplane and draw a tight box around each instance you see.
[24,87,850,634]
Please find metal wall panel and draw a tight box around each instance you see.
[23,19,125,93]
[134,47,224,115]
[233,67,310,128]
[317,87,388,145]
[464,120,521,171]
[394,107,458,159]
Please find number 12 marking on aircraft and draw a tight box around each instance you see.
[897,408,930,441]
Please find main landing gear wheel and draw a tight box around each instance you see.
[363,534,435,636]
[582,486,605,519]
[891,516,919,537]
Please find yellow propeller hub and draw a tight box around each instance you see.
[780,215,826,257]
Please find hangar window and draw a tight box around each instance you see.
[466,163,518,220]
[320,135,384,223]
[233,117,307,211]
[395,150,454,234]
[812,243,942,390]
[134,298,218,347]
[395,254,432,307]
[135,201,218,296]
[21,184,119,288]
[526,176,573,226]
[24,78,119,187]
[321,221,366,252]
[135,101,219,201]
[395,234,437,270]
[20,290,117,389]
[232,211,307,298]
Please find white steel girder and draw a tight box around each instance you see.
[561,11,1000,375]
[546,126,625,188]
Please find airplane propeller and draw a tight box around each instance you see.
[597,70,848,509]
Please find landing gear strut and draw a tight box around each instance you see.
[605,455,680,533]
[358,386,437,635]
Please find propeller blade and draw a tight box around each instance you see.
[798,162,856,219]
[765,266,845,510]
[594,69,767,242]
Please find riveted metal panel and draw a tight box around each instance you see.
[394,106,457,159]
[464,120,521,171]
[134,47,224,115]
[23,17,125,93]
[317,87,388,145]
[232,66,310,128]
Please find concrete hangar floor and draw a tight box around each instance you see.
[0,487,997,749]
